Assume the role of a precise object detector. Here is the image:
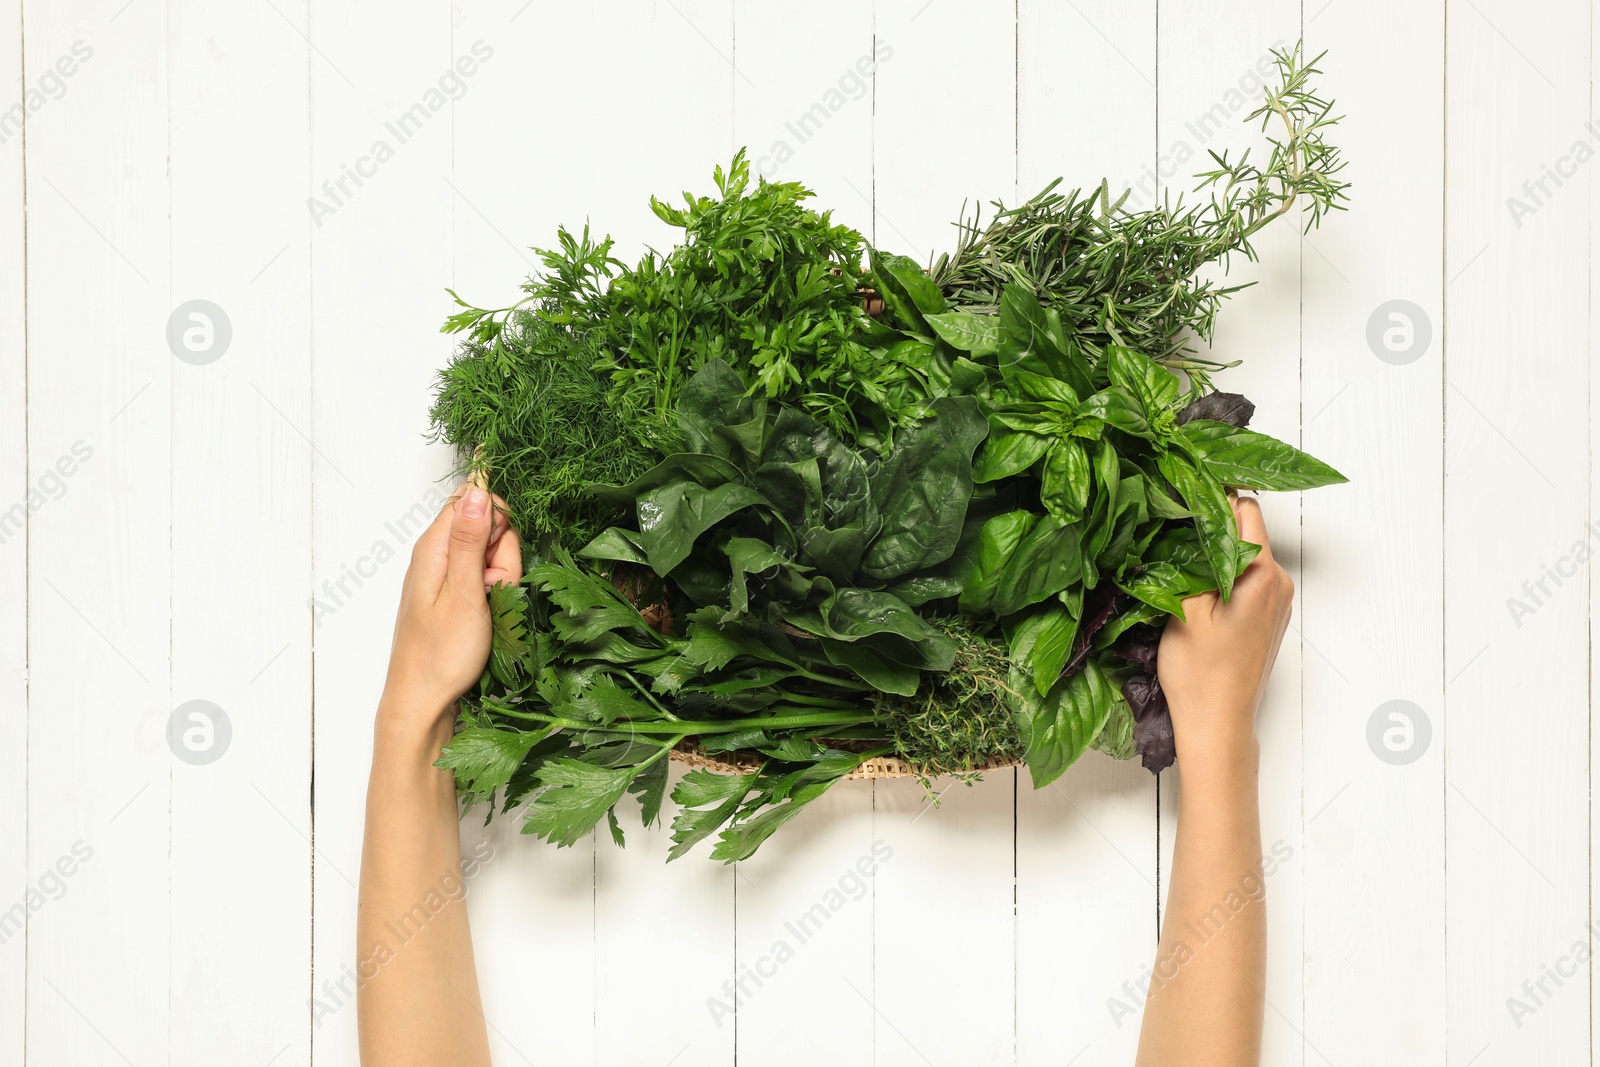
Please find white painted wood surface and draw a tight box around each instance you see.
[3,2,1588,1065]
[0,1,24,1063]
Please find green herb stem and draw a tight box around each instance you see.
[486,706,883,738]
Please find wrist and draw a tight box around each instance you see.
[1174,734,1260,799]
[1174,727,1259,764]
[376,686,457,757]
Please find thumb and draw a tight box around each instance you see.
[444,485,492,600]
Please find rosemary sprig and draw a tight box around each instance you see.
[927,44,1349,385]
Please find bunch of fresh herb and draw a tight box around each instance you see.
[430,40,1351,861]
[928,44,1348,385]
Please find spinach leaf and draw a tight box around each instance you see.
[786,586,934,643]
[636,480,769,575]
[862,396,989,580]
[819,637,921,696]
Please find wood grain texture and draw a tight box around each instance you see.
[1445,0,1590,1062]
[168,3,314,1062]
[22,4,171,1064]
[0,2,24,1063]
[1303,1,1447,1063]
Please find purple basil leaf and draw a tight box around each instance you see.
[1178,391,1255,428]
[1064,586,1120,677]
[1123,673,1175,773]
[1111,624,1162,673]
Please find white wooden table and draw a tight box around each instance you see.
[1,1,1577,1063]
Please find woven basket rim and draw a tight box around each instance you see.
[669,740,1022,780]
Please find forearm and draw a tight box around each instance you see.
[357,693,492,1067]
[1135,738,1265,1067]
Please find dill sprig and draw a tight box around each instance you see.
[427,307,664,546]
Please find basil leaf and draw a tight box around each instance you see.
[1181,420,1349,490]
[926,310,1002,356]
[1008,370,1079,405]
[1095,475,1148,571]
[959,510,1037,613]
[1091,689,1137,760]
[1155,451,1246,600]
[999,284,1093,396]
[1104,344,1181,418]
[1040,440,1092,524]
[992,516,1086,616]
[870,250,944,333]
[1178,391,1255,427]
[1117,562,1191,618]
[974,427,1054,483]
[1009,602,1080,696]
[1016,660,1116,788]
[1080,387,1151,438]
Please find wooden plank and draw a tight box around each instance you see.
[0,1,25,1063]
[167,2,313,1063]
[871,4,1017,1064]
[725,4,877,1063]
[447,2,739,1063]
[304,2,524,1062]
[22,4,172,1064]
[1443,1,1589,1062]
[1301,2,1446,1063]
[1012,3,1159,1064]
[1153,8,1306,1063]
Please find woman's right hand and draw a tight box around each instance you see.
[1156,496,1294,768]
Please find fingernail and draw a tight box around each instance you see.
[462,486,487,519]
